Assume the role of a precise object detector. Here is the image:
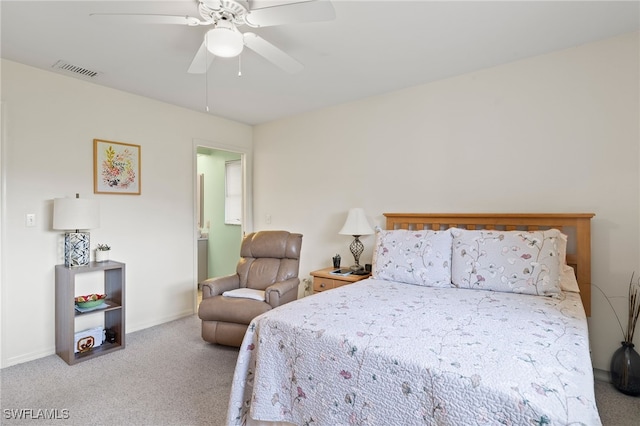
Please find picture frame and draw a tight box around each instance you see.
[93,139,141,195]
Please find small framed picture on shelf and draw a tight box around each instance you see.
[93,139,141,195]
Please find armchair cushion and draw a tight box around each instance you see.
[239,258,282,290]
[199,296,272,324]
[237,231,303,290]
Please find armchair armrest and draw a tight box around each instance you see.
[265,277,300,307]
[201,274,240,298]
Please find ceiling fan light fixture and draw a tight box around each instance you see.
[205,20,244,58]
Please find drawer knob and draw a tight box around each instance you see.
[320,283,325,288]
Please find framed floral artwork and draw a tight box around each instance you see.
[93,139,141,195]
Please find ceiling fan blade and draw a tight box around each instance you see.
[245,0,335,28]
[89,13,205,26]
[243,32,303,74]
[187,41,215,74]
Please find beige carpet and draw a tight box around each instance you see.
[1,314,638,425]
[1,315,237,425]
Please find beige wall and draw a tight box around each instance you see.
[0,60,252,367]
[252,32,640,372]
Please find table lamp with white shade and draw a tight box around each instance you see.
[339,208,374,272]
[53,194,100,267]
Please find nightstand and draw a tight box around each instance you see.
[310,267,371,293]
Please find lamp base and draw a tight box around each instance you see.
[348,236,366,273]
[64,232,90,267]
[350,264,364,272]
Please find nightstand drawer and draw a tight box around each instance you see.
[313,277,336,292]
[310,267,371,294]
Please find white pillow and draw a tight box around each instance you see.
[222,288,266,301]
[372,227,452,287]
[450,228,563,296]
[555,232,580,293]
[560,264,580,293]
[558,232,568,264]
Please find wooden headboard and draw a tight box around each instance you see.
[384,213,595,316]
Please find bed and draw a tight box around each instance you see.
[227,213,600,426]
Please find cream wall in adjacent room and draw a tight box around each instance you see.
[252,32,640,372]
[0,59,252,367]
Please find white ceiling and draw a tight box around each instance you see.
[2,1,639,125]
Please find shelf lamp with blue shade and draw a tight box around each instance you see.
[53,194,100,267]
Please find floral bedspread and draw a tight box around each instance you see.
[227,279,601,426]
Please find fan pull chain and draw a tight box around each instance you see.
[238,54,242,77]
[205,68,210,112]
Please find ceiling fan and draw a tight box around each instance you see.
[90,0,335,74]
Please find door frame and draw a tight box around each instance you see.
[192,138,252,311]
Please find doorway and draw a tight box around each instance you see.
[194,140,252,308]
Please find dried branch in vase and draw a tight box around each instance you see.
[593,272,640,343]
[626,272,640,343]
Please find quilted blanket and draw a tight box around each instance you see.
[227,279,601,426]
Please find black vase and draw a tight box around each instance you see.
[610,341,640,396]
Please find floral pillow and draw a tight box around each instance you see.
[372,228,452,287]
[450,228,563,296]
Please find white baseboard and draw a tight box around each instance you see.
[2,347,55,369]
[593,368,611,383]
[126,309,195,334]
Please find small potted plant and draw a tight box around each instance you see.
[95,244,111,262]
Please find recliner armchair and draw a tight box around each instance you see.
[198,230,303,347]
